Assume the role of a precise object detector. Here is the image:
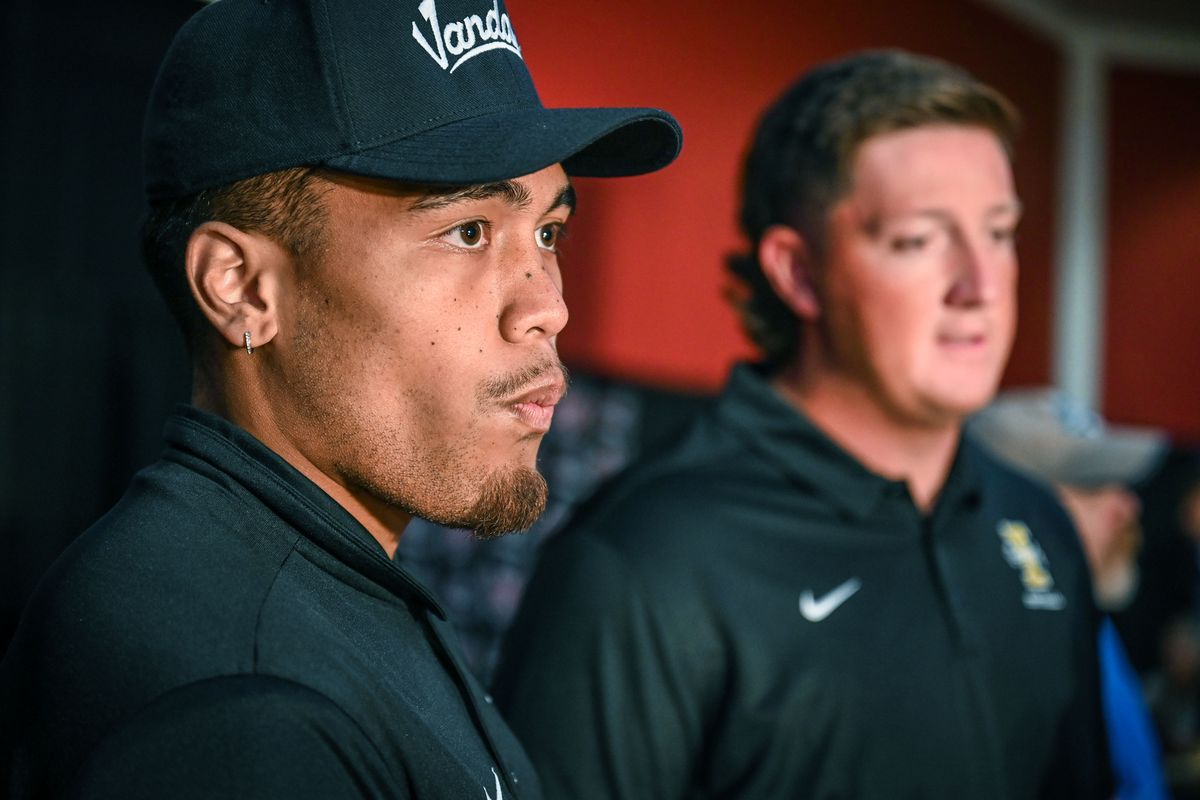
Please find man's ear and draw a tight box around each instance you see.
[185,221,284,352]
[758,224,820,321]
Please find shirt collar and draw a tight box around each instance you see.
[716,363,984,522]
[163,404,448,617]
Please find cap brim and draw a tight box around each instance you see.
[1056,427,1169,487]
[321,106,682,185]
[969,388,1169,487]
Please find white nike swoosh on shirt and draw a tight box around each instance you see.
[799,577,863,622]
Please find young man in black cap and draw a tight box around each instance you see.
[0,0,679,797]
[495,51,1111,798]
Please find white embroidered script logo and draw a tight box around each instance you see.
[484,767,504,800]
[412,0,523,74]
[799,577,862,622]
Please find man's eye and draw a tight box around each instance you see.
[990,226,1018,245]
[537,223,562,252]
[889,235,929,253]
[447,221,487,248]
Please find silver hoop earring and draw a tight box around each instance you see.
[243,331,254,355]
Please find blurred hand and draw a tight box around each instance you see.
[1057,483,1141,609]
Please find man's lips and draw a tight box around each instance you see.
[938,330,987,348]
[506,378,566,433]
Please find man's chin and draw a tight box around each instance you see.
[920,381,1002,423]
[453,466,549,540]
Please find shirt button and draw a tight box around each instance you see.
[484,693,494,704]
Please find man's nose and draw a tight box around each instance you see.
[944,233,1007,308]
[497,245,569,345]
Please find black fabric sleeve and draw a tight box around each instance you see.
[1038,518,1116,800]
[493,531,707,800]
[67,675,401,800]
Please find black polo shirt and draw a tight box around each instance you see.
[1,406,541,800]
[495,363,1110,799]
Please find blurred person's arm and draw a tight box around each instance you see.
[1034,498,1119,799]
[494,527,707,800]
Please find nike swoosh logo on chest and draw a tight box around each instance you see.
[799,577,862,622]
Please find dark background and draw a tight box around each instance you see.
[1,0,195,650]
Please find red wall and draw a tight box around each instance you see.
[1104,67,1200,440]
[508,0,1062,391]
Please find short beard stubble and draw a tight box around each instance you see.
[286,283,561,539]
[427,464,549,540]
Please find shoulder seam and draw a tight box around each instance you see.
[252,540,305,673]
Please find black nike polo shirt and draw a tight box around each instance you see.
[495,363,1111,799]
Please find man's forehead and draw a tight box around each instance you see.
[852,126,1012,182]
[841,131,1017,217]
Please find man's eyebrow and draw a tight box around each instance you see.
[986,200,1023,218]
[408,179,576,216]
[865,199,1024,232]
[904,201,1023,223]
[410,180,533,212]
[548,182,576,216]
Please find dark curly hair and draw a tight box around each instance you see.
[727,50,1020,370]
[141,167,329,361]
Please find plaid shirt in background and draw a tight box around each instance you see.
[396,372,710,682]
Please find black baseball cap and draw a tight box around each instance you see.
[144,0,683,200]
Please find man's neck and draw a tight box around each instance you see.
[194,365,412,558]
[771,365,962,513]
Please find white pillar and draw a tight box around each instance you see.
[1052,38,1107,411]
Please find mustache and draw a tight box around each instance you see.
[477,358,571,403]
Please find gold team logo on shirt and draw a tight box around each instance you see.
[997,520,1066,611]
